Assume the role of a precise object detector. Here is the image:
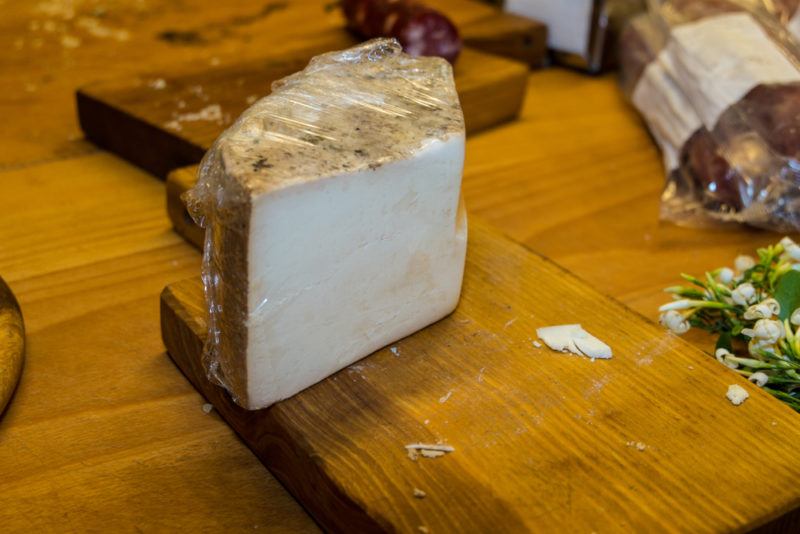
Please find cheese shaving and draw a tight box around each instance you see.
[535,324,612,359]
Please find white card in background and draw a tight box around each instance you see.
[666,12,800,128]
[504,0,594,57]
[633,57,701,171]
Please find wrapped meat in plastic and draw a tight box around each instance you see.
[619,0,800,230]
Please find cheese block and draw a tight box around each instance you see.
[185,38,467,410]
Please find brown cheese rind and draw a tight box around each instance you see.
[184,38,464,407]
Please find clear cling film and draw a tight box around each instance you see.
[619,0,800,231]
[182,38,465,407]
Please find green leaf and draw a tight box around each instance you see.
[775,270,800,321]
[716,331,733,352]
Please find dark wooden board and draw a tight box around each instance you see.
[0,276,24,416]
[161,219,800,533]
[77,14,536,179]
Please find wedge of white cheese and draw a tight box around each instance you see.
[187,39,467,410]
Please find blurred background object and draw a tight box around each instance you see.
[618,0,800,231]
[0,276,24,417]
[494,0,646,72]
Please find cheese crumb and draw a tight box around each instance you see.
[536,324,612,359]
[413,488,426,499]
[626,441,646,451]
[418,527,430,533]
[148,78,167,90]
[438,389,453,403]
[405,443,454,461]
[202,403,213,414]
[726,384,749,406]
[532,340,542,348]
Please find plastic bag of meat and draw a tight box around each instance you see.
[619,0,800,231]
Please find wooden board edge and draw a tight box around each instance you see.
[76,90,206,179]
[457,48,529,135]
[159,284,390,533]
[462,12,548,67]
[0,277,25,416]
[166,168,204,249]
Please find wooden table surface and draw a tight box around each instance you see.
[1,1,795,531]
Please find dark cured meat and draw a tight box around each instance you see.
[342,0,462,63]
[619,14,746,212]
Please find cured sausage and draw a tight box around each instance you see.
[342,0,462,63]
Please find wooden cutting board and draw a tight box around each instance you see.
[0,276,24,416]
[161,219,800,533]
[77,14,537,179]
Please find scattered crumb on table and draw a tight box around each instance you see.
[406,443,455,461]
[202,403,213,414]
[726,384,749,406]
[413,488,426,499]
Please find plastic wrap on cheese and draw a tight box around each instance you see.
[619,0,800,231]
[182,38,466,408]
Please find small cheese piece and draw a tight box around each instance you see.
[188,39,466,410]
[535,324,612,359]
[726,384,749,406]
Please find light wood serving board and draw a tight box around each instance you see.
[77,15,535,179]
[0,276,24,416]
[161,219,800,533]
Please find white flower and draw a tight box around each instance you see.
[786,243,800,261]
[717,267,734,284]
[742,319,785,345]
[715,348,738,369]
[748,372,769,387]
[780,236,796,249]
[734,255,756,273]
[763,298,781,316]
[658,299,695,312]
[731,283,757,306]
[660,310,690,334]
[743,298,781,320]
[792,308,800,326]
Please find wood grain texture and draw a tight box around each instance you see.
[78,45,528,178]
[162,219,800,533]
[0,277,24,416]
[0,0,495,170]
[0,153,318,532]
